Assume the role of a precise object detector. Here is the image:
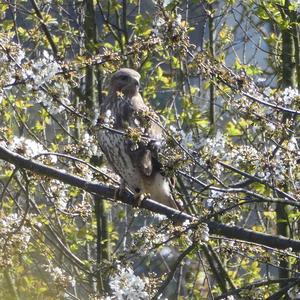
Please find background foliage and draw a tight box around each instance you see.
[0,0,299,299]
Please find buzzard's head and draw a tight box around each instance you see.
[110,68,141,97]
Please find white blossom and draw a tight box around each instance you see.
[205,198,214,208]
[203,132,227,158]
[9,136,45,157]
[287,136,298,151]
[0,212,31,251]
[205,190,227,210]
[155,17,166,28]
[262,86,299,107]
[0,45,66,116]
[82,132,98,156]
[159,246,173,258]
[222,296,235,300]
[15,49,25,65]
[288,285,300,299]
[103,109,115,125]
[281,87,298,105]
[51,266,64,280]
[27,50,61,88]
[182,219,191,228]
[173,14,182,27]
[44,264,74,288]
[226,145,259,167]
[162,0,172,7]
[109,267,149,300]
[48,154,58,164]
[133,226,170,256]
[266,122,276,132]
[198,223,210,242]
[169,125,177,133]
[153,213,167,221]
[47,179,69,210]
[263,86,272,97]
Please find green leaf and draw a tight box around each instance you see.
[226,121,242,136]
[256,7,270,20]
[2,19,13,30]
[263,211,276,220]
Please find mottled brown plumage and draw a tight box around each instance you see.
[98,68,179,209]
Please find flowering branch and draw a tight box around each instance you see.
[241,90,300,115]
[1,145,300,251]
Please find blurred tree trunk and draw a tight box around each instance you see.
[84,0,97,120]
[208,2,215,131]
[83,0,110,295]
[277,0,298,295]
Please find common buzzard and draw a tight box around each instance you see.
[98,68,180,210]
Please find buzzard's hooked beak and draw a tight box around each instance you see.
[132,79,140,92]
[133,78,140,88]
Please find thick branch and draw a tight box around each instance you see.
[1,145,300,251]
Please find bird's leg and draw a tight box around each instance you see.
[115,180,126,200]
[133,188,151,207]
[115,182,150,207]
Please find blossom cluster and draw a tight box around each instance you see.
[46,179,70,210]
[226,138,299,186]
[198,132,227,177]
[203,132,227,159]
[182,220,210,244]
[102,109,115,126]
[205,190,228,210]
[235,84,300,118]
[0,34,25,93]
[24,50,61,88]
[44,263,75,290]
[8,136,45,157]
[109,266,149,300]
[0,36,71,115]
[0,212,31,268]
[195,110,299,188]
[153,7,191,54]
[6,136,57,163]
[81,132,99,157]
[226,84,299,143]
[133,225,169,256]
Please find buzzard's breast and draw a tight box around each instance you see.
[98,130,142,191]
[143,173,176,208]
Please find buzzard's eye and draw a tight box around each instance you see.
[119,75,128,81]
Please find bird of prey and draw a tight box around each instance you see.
[97,68,180,210]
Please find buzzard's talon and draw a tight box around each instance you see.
[114,181,126,200]
[133,192,150,207]
[114,188,125,200]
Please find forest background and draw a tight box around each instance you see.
[0,0,299,299]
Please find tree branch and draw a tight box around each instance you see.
[30,0,59,59]
[1,145,300,251]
